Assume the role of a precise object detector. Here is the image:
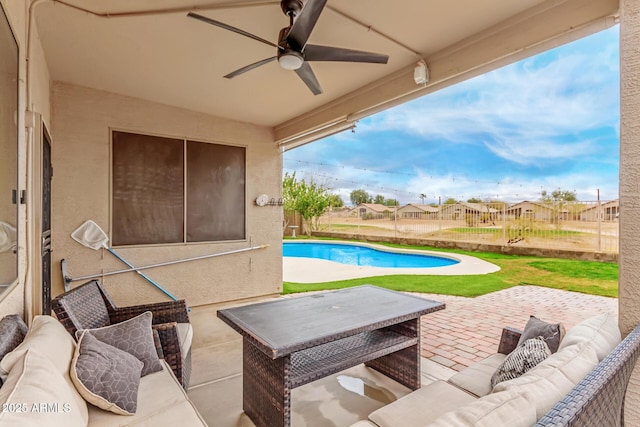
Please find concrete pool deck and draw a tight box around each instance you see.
[283,240,500,283]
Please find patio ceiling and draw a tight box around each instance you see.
[34,0,618,146]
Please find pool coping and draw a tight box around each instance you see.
[283,240,501,283]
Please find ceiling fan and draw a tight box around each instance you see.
[187,0,389,95]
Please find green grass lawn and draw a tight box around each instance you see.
[283,239,618,298]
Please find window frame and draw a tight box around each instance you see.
[109,129,247,248]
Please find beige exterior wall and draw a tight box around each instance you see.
[397,205,437,219]
[49,82,282,308]
[620,0,640,422]
[0,0,282,317]
[506,202,553,221]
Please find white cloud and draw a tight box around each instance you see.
[356,35,619,166]
[284,28,620,205]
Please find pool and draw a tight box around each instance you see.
[283,242,459,268]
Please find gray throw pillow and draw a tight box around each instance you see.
[0,314,28,361]
[76,311,162,376]
[490,337,551,388]
[0,314,28,387]
[71,331,143,415]
[517,315,565,353]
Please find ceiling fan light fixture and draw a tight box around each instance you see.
[278,50,304,70]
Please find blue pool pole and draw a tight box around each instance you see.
[105,247,179,302]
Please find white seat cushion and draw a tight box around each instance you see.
[557,313,620,361]
[87,360,206,426]
[368,380,477,427]
[448,353,507,397]
[0,315,76,377]
[0,349,87,427]
[0,315,89,424]
[426,389,537,427]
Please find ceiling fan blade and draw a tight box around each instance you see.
[224,57,277,79]
[304,44,389,64]
[286,0,328,51]
[294,62,322,95]
[187,12,281,50]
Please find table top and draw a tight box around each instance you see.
[217,285,444,358]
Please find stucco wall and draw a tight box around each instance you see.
[50,82,282,307]
[620,0,640,422]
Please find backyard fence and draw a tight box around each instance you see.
[315,200,619,254]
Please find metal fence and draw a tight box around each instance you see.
[316,200,619,253]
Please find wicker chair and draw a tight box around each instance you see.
[51,279,192,389]
[535,323,640,427]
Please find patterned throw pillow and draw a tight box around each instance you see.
[71,331,143,415]
[491,337,551,388]
[0,314,28,361]
[517,315,566,353]
[76,311,162,376]
[0,314,28,388]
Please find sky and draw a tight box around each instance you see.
[283,26,620,207]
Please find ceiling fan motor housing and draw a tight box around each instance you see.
[277,26,304,70]
[278,49,304,70]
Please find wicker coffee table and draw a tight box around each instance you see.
[217,285,445,427]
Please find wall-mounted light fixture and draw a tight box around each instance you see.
[414,60,429,85]
[255,194,269,206]
[255,194,283,206]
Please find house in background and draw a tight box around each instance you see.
[439,202,499,222]
[506,201,556,221]
[4,0,640,421]
[352,203,397,219]
[396,204,439,219]
[580,199,620,221]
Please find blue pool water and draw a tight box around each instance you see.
[283,242,459,268]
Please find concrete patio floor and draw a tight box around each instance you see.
[186,285,618,426]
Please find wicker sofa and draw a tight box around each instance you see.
[351,313,640,427]
[0,314,206,426]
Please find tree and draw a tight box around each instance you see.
[540,189,578,229]
[384,198,399,207]
[282,172,298,232]
[328,194,344,208]
[419,193,426,204]
[350,189,371,206]
[467,197,482,203]
[282,172,298,213]
[540,189,578,203]
[373,194,385,204]
[443,197,458,205]
[282,172,332,235]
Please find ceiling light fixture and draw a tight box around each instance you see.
[278,50,304,70]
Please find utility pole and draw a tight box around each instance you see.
[597,189,602,252]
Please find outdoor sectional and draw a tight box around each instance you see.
[351,313,640,427]
[0,313,206,426]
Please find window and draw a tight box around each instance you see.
[111,131,245,246]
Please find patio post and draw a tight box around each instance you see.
[619,0,640,422]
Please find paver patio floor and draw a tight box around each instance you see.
[416,285,618,371]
